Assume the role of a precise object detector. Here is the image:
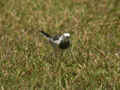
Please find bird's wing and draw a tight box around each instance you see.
[48,35,62,45]
[52,35,61,40]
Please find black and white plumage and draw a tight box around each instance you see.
[40,31,71,49]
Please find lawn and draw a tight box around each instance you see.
[0,0,120,90]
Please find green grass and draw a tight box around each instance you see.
[0,0,120,89]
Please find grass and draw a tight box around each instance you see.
[0,0,120,89]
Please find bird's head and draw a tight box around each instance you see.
[61,33,70,42]
[63,33,70,38]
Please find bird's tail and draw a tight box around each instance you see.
[40,31,51,39]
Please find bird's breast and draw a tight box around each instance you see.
[59,41,70,49]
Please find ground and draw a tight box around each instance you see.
[0,0,120,90]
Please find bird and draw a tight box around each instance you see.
[40,30,71,49]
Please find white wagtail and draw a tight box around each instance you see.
[40,31,71,49]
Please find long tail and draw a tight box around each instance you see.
[40,31,51,39]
